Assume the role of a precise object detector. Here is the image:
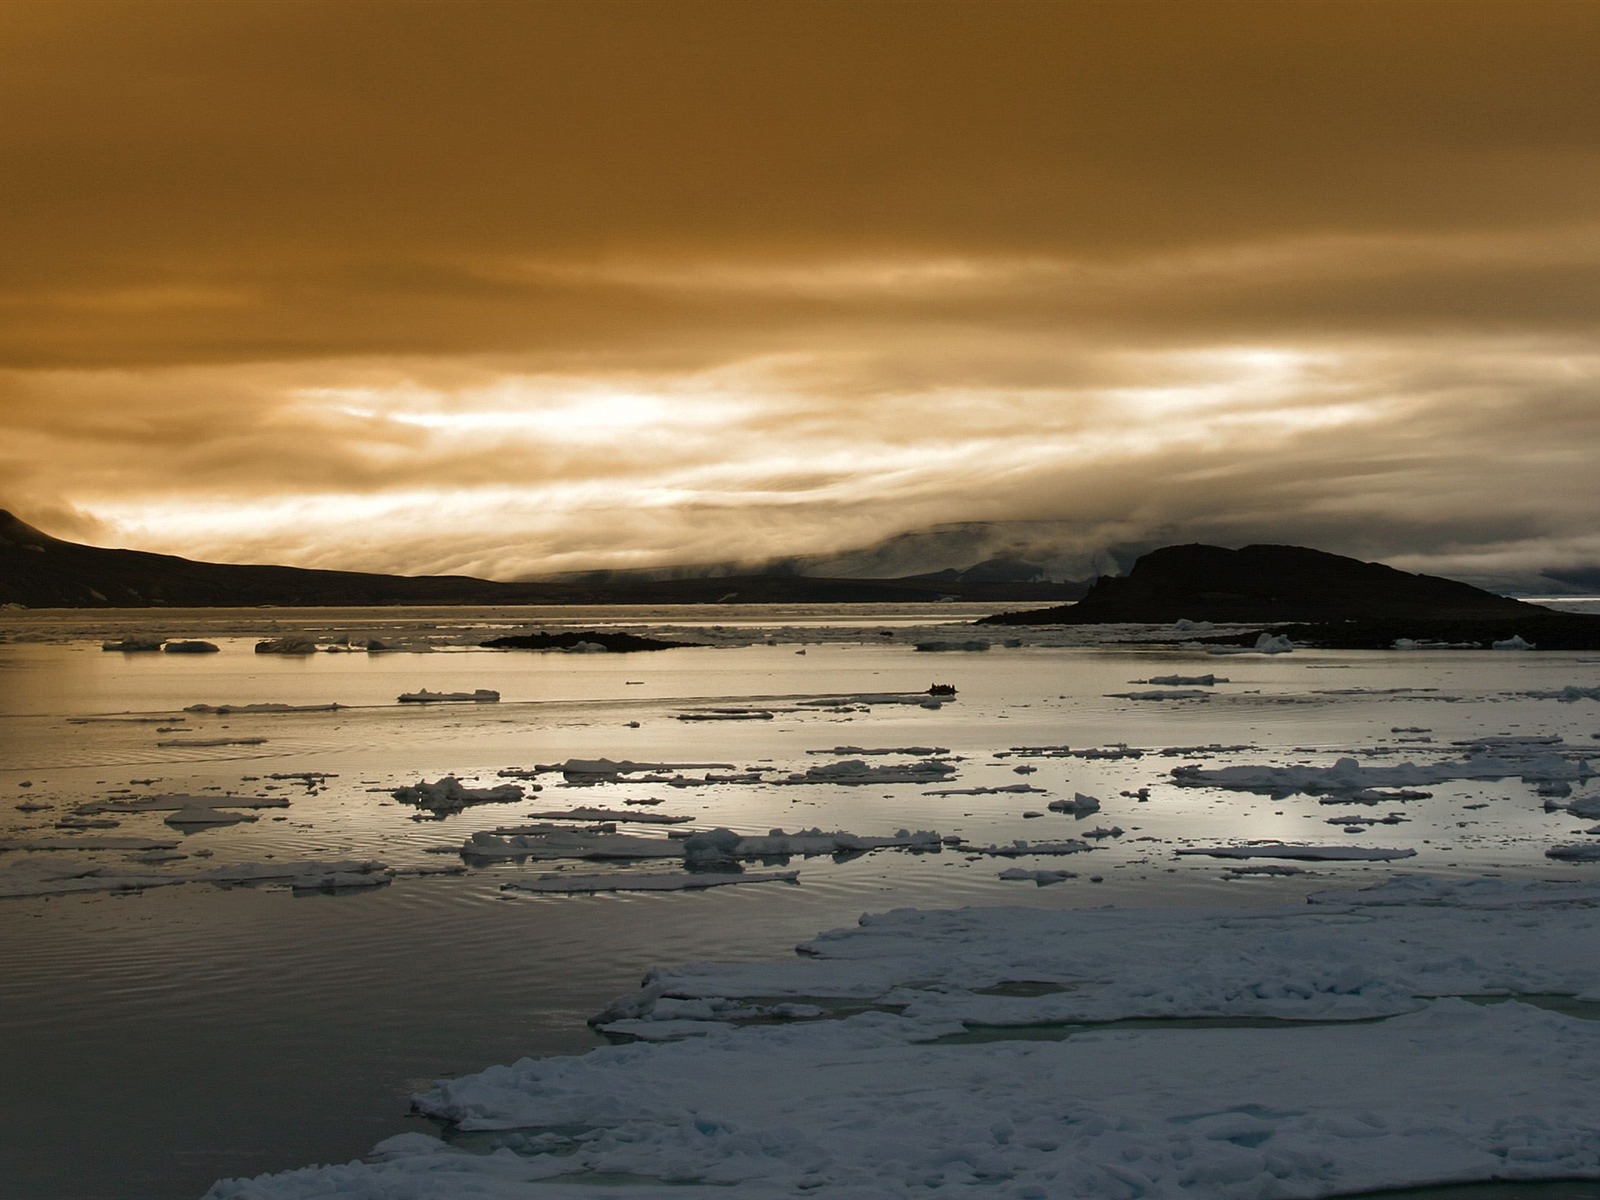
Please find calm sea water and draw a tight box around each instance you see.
[2,605,1598,1199]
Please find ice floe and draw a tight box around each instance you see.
[924,782,1044,796]
[1173,751,1593,797]
[463,826,943,864]
[1526,685,1600,701]
[462,829,687,861]
[548,758,736,784]
[1176,843,1418,861]
[1547,843,1600,862]
[1046,792,1101,816]
[101,636,164,651]
[156,736,270,748]
[962,838,1094,857]
[796,691,955,709]
[163,640,220,654]
[1208,632,1295,655]
[207,877,1600,1200]
[164,805,259,828]
[0,835,182,852]
[521,808,693,825]
[392,777,525,812]
[780,758,957,785]
[503,870,800,895]
[0,855,392,897]
[397,689,500,703]
[75,793,289,815]
[185,703,343,714]
[682,827,942,862]
[997,867,1077,885]
[254,637,319,654]
[0,857,190,897]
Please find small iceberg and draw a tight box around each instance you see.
[397,689,500,703]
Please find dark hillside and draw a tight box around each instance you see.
[0,510,1081,608]
[979,543,1600,648]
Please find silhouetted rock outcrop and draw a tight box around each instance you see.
[981,543,1600,649]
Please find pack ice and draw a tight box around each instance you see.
[204,876,1600,1200]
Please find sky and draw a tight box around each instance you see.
[3,0,1599,585]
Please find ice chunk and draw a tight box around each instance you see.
[675,708,775,721]
[963,838,1094,856]
[163,805,259,828]
[503,870,799,894]
[254,637,318,654]
[1177,843,1417,861]
[1174,752,1592,797]
[997,867,1077,885]
[0,835,181,851]
[392,777,525,812]
[185,703,342,714]
[924,783,1044,795]
[1209,632,1295,655]
[1527,686,1600,702]
[101,636,164,651]
[77,793,289,814]
[396,689,499,703]
[551,758,736,783]
[1493,634,1535,650]
[1546,843,1600,862]
[521,808,693,825]
[202,860,392,888]
[155,736,268,747]
[0,857,189,897]
[684,827,942,862]
[781,759,957,785]
[462,829,685,861]
[162,640,220,654]
[1046,792,1101,817]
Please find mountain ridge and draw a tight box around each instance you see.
[0,510,1084,608]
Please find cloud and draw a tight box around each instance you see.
[3,1,1600,582]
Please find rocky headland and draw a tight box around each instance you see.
[980,543,1600,649]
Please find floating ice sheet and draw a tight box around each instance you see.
[1174,751,1593,796]
[502,870,799,894]
[207,877,1600,1200]
[1176,843,1417,862]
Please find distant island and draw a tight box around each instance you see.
[0,509,1085,609]
[981,543,1600,650]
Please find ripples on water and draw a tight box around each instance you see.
[3,605,1599,1198]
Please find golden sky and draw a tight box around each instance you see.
[3,0,1599,582]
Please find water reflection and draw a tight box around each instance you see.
[3,607,1600,1198]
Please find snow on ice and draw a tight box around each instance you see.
[205,877,1600,1200]
[1173,749,1593,797]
